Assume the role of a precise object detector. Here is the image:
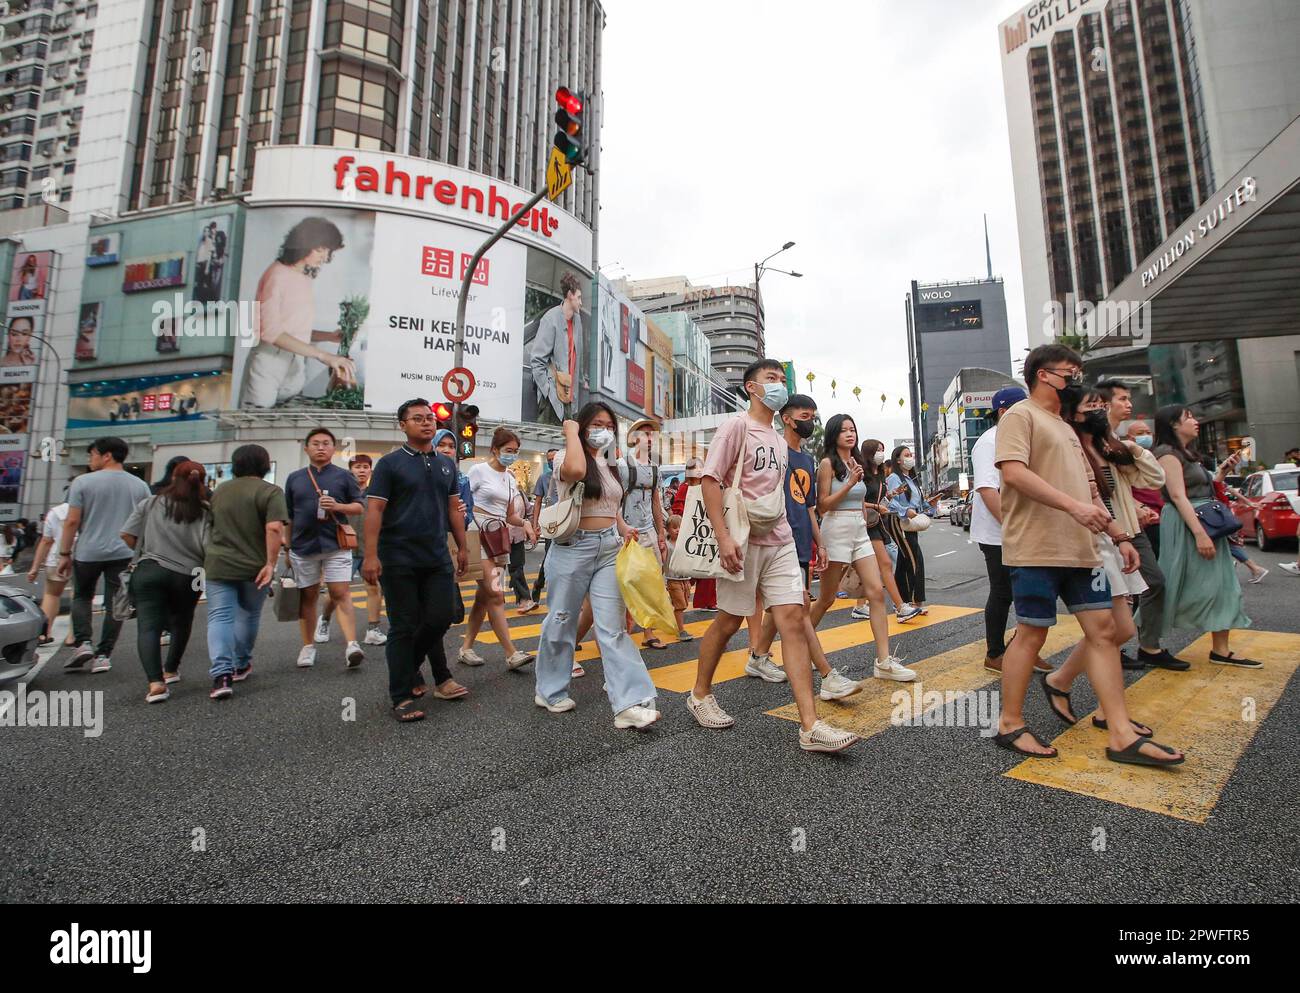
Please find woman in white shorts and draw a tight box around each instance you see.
[808,414,914,682]
[459,427,535,670]
[1041,389,1157,737]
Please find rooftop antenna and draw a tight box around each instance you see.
[984,213,993,281]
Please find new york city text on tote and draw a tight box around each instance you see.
[332,155,563,239]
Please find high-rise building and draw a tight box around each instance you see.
[619,274,765,391]
[999,0,1300,458]
[3,0,604,228]
[999,0,1300,321]
[904,276,1012,474]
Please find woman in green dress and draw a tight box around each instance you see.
[1152,405,1258,667]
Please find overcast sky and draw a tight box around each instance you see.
[598,0,1029,442]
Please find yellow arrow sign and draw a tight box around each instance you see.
[546,147,572,202]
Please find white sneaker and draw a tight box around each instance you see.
[345,641,365,668]
[296,645,316,668]
[744,653,787,683]
[506,650,535,670]
[686,692,735,729]
[458,646,485,666]
[873,655,917,682]
[1279,562,1300,576]
[819,668,862,701]
[90,655,112,674]
[896,602,924,622]
[615,704,661,730]
[534,693,576,714]
[363,627,387,645]
[799,720,861,753]
[314,617,331,643]
[850,605,871,620]
[1248,568,1269,584]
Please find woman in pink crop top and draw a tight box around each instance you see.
[532,401,661,731]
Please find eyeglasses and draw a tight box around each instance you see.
[1042,367,1085,386]
[403,415,435,424]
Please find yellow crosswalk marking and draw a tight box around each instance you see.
[765,615,1082,734]
[652,604,979,693]
[1005,629,1300,824]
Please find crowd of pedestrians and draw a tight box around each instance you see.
[23,346,1289,758]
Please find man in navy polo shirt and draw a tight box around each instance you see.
[283,427,366,669]
[363,398,469,722]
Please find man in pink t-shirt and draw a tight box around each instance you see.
[687,359,860,754]
[240,218,357,408]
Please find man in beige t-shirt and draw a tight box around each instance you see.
[991,344,1183,768]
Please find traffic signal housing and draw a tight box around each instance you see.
[553,86,586,165]
[433,402,454,434]
[456,404,480,460]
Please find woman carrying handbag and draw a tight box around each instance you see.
[120,460,211,704]
[460,427,535,670]
[1152,406,1257,667]
[886,444,938,614]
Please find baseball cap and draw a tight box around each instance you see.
[628,418,659,436]
[992,387,1028,413]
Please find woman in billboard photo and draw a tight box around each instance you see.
[16,254,42,300]
[2,316,38,367]
[239,217,357,408]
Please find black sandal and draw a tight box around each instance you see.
[1040,674,1077,725]
[1106,737,1184,767]
[994,727,1058,758]
[642,638,668,651]
[392,699,426,723]
[1093,716,1153,737]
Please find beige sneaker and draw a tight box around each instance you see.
[686,692,735,729]
[457,646,485,666]
[614,704,661,730]
[506,651,535,670]
[818,668,862,701]
[799,720,861,753]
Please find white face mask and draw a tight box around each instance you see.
[900,456,916,471]
[587,428,614,451]
[872,451,887,466]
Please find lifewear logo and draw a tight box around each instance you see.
[50,924,152,974]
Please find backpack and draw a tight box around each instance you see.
[620,456,659,520]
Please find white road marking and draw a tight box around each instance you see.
[934,550,958,558]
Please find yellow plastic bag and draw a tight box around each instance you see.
[616,539,678,636]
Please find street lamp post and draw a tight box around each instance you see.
[752,241,800,360]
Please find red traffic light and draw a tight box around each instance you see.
[432,402,453,422]
[555,87,583,115]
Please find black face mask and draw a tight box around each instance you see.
[789,419,815,439]
[1081,410,1110,436]
[1057,383,1085,408]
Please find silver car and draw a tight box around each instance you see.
[0,586,45,686]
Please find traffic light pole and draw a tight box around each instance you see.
[451,181,549,464]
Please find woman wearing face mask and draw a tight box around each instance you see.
[1152,406,1257,667]
[533,402,661,729]
[886,446,936,613]
[1123,421,1164,558]
[808,415,915,682]
[435,429,475,526]
[460,427,536,671]
[861,438,921,622]
[1040,389,1161,735]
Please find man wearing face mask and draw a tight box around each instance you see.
[1098,382,1184,671]
[688,360,860,753]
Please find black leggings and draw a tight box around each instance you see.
[893,528,925,603]
[133,560,201,682]
[508,540,531,603]
[978,542,1013,657]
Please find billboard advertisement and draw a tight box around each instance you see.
[68,371,230,429]
[233,207,528,420]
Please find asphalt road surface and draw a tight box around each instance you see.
[2,521,1298,903]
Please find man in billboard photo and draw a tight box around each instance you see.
[240,217,358,408]
[528,271,584,425]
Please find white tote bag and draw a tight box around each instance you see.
[667,480,750,581]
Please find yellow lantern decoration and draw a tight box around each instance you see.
[806,372,815,387]
[921,402,930,412]
[898,398,905,408]
[852,386,862,403]
[830,378,837,398]
[879,392,887,410]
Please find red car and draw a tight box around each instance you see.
[1229,466,1300,551]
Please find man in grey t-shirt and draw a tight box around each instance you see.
[56,437,152,672]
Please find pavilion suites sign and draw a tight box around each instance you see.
[1140,177,1258,289]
